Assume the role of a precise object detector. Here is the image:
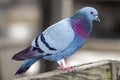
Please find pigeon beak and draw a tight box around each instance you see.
[95,16,100,22]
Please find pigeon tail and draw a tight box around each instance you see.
[12,46,44,60]
[12,46,32,60]
[15,59,38,75]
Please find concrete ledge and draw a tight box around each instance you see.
[14,60,120,80]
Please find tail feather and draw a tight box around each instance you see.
[12,47,43,60]
[15,59,38,75]
[12,47,31,60]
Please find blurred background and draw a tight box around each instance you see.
[0,0,119,80]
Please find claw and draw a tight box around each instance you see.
[57,66,76,72]
[65,66,76,72]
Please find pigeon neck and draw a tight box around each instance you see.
[71,16,92,39]
[71,12,92,24]
[71,12,83,19]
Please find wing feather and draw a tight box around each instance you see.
[32,18,75,53]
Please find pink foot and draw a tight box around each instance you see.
[57,59,76,72]
[58,65,77,72]
[65,66,76,72]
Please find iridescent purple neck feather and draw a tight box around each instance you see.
[71,13,92,39]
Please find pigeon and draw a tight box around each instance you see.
[12,7,100,75]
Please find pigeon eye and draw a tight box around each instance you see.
[91,12,93,15]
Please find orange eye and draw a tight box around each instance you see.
[91,12,93,14]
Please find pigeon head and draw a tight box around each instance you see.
[80,7,100,22]
[72,7,100,22]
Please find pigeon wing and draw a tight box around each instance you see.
[32,18,75,54]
